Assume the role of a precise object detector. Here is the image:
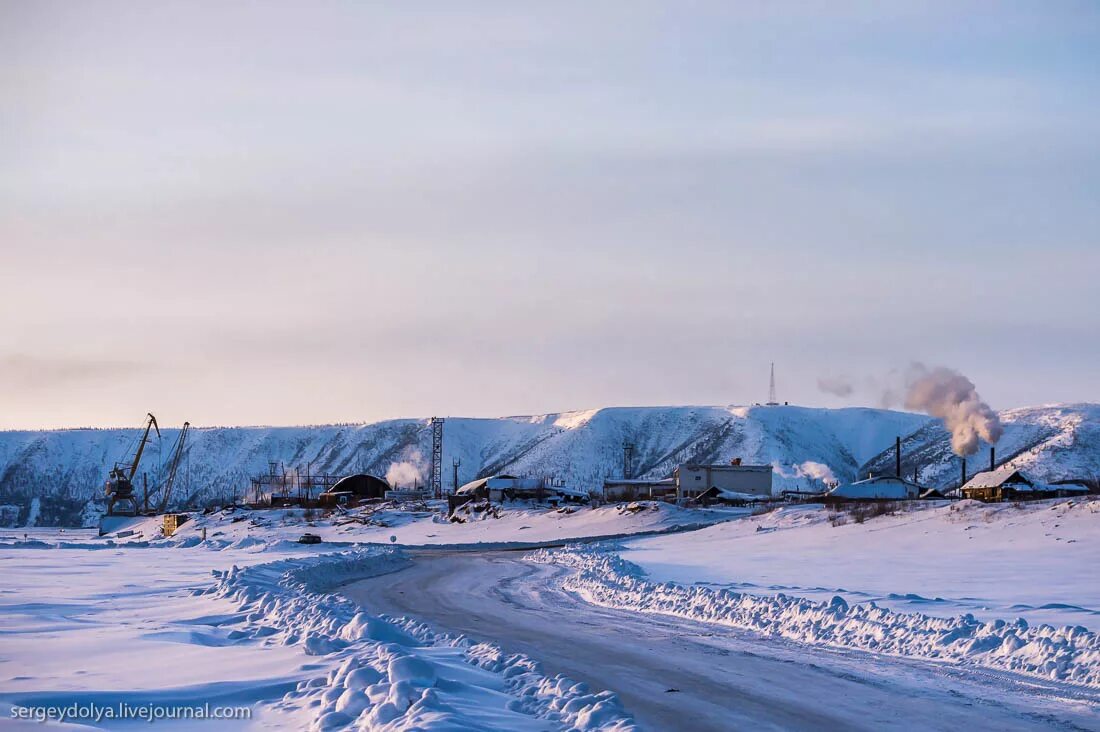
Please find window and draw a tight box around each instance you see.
[695,475,702,480]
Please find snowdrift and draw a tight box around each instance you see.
[532,545,1100,689]
[208,550,638,730]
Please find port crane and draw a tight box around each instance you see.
[105,413,160,516]
[154,422,190,514]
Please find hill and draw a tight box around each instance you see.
[1,404,1095,525]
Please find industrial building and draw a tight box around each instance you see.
[675,460,773,500]
[828,475,923,500]
[317,474,390,508]
[602,478,676,501]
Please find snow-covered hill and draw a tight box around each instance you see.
[0,403,1096,526]
[861,403,1100,489]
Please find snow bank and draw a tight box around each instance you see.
[532,545,1100,689]
[209,549,638,730]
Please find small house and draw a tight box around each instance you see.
[962,467,1089,502]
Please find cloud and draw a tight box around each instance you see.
[0,354,149,389]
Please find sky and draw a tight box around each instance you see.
[1,1,1098,429]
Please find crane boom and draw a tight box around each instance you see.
[128,413,160,480]
[158,422,190,514]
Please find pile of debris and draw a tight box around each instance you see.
[449,500,502,523]
[616,501,660,515]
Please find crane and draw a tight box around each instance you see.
[156,422,190,514]
[105,413,160,516]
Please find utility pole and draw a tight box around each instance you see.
[622,442,634,480]
[452,457,461,495]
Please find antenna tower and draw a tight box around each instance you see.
[767,362,779,405]
[429,417,444,499]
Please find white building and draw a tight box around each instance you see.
[675,462,773,500]
[828,475,921,500]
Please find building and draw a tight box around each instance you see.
[675,461,773,500]
[456,475,583,503]
[329,474,389,500]
[828,475,922,500]
[961,467,1089,502]
[602,478,676,502]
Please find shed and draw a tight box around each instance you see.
[602,478,676,502]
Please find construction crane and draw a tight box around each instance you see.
[156,422,190,514]
[105,413,160,516]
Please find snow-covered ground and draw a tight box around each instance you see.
[0,503,733,730]
[4,498,1098,729]
[80,501,740,549]
[526,497,1100,694]
[618,498,1100,629]
[0,539,638,731]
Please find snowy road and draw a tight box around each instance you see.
[342,551,1100,732]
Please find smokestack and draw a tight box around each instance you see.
[961,457,967,488]
[895,436,901,478]
[990,446,995,472]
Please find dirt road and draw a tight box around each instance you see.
[342,551,1098,731]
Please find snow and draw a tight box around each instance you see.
[136,501,739,549]
[0,539,638,730]
[4,403,1097,526]
[533,519,1100,688]
[614,498,1100,631]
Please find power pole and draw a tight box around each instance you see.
[429,417,444,499]
[452,457,461,495]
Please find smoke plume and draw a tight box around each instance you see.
[817,376,854,398]
[773,460,837,485]
[904,364,1003,457]
[385,458,423,488]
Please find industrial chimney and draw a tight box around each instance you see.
[961,457,967,488]
[990,446,995,472]
[895,436,901,478]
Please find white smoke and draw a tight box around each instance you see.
[904,364,1003,457]
[385,457,423,488]
[817,375,854,398]
[773,460,837,485]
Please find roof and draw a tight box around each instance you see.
[829,475,923,500]
[602,478,675,486]
[700,487,767,502]
[455,475,519,495]
[331,474,390,495]
[962,466,1032,491]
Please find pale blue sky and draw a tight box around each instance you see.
[2,2,1098,428]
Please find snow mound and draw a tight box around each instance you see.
[209,549,638,730]
[532,545,1100,689]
